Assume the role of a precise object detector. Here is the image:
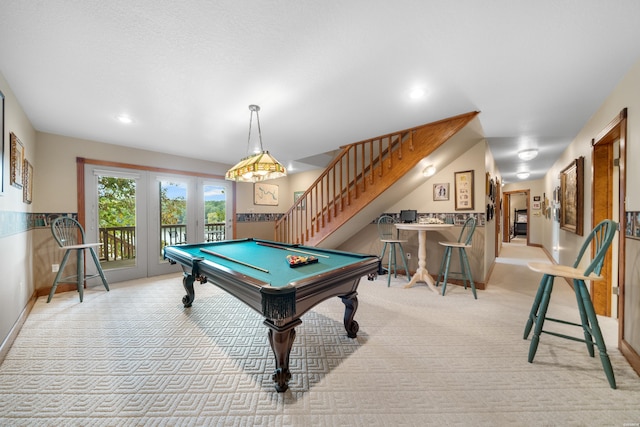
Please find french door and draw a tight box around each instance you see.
[84,165,232,282]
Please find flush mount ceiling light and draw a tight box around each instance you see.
[225,105,287,182]
[518,148,539,161]
[422,164,436,177]
[116,114,134,124]
[409,88,425,99]
[516,171,530,180]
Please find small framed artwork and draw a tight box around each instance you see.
[293,191,306,210]
[626,212,634,238]
[560,156,584,235]
[454,170,474,210]
[532,201,541,210]
[10,132,25,189]
[635,213,640,239]
[533,196,541,202]
[0,89,5,194]
[433,183,449,201]
[254,183,279,205]
[23,159,33,204]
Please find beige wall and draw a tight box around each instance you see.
[0,72,37,345]
[34,132,230,212]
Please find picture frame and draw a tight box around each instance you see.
[0,89,5,195]
[635,213,640,239]
[293,190,306,210]
[10,132,25,189]
[23,159,33,204]
[254,182,279,205]
[560,156,584,235]
[532,201,541,210]
[454,170,474,210]
[433,183,449,201]
[626,212,634,238]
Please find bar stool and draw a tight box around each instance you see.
[377,215,410,287]
[48,217,110,302]
[435,217,477,298]
[523,219,618,388]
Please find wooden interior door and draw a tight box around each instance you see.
[592,142,614,316]
[502,192,511,243]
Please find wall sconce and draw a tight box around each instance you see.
[422,165,436,177]
[516,171,530,180]
[225,105,287,182]
[518,149,538,161]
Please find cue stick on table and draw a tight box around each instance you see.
[256,241,330,258]
[200,248,270,273]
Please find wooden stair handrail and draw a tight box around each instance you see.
[275,111,480,245]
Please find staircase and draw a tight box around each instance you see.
[274,111,480,246]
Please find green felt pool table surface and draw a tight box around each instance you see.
[167,238,375,288]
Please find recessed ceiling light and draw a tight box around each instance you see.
[518,148,538,161]
[409,88,426,99]
[422,165,436,177]
[116,114,134,124]
[516,172,530,179]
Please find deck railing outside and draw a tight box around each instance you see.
[98,223,226,261]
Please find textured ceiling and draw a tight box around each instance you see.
[2,1,640,183]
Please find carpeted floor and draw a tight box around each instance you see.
[1,243,639,426]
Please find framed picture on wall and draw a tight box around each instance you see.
[23,159,33,204]
[254,183,279,205]
[454,170,474,210]
[10,132,25,189]
[626,212,634,238]
[293,190,306,210]
[560,156,584,235]
[433,183,449,201]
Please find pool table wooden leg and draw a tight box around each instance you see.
[340,291,359,338]
[265,318,302,392]
[182,273,195,307]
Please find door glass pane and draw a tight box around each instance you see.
[204,184,226,242]
[160,180,187,258]
[98,176,137,270]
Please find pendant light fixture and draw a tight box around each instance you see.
[225,105,287,182]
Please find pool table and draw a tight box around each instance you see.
[163,238,380,392]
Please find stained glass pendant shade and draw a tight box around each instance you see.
[225,105,287,182]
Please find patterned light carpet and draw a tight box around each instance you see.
[1,243,639,426]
